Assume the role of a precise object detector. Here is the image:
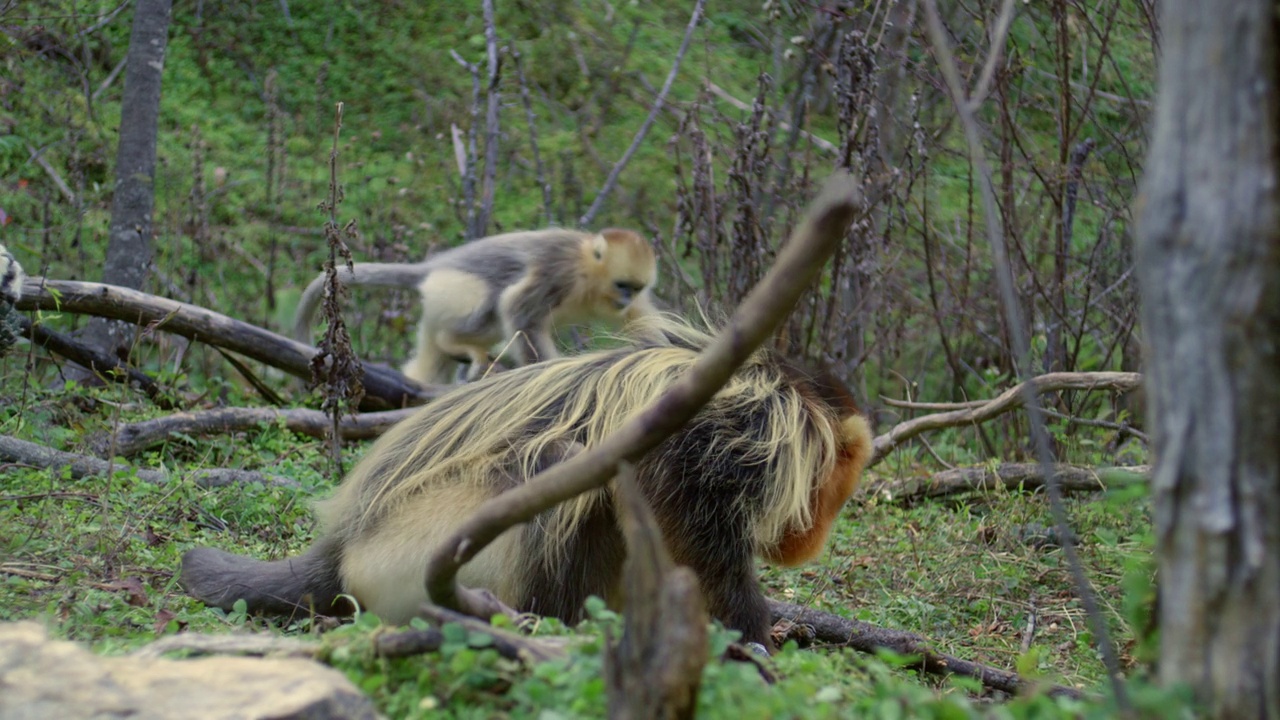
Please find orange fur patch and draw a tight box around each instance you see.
[765,413,873,567]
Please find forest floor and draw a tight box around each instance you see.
[0,361,1154,719]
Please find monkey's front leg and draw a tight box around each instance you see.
[657,510,775,651]
[498,279,563,365]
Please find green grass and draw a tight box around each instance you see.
[0,357,1164,717]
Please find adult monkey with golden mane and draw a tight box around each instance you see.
[181,316,874,651]
[292,227,659,385]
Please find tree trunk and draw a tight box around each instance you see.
[1135,2,1280,717]
[83,0,173,356]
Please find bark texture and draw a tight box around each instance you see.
[1135,1,1280,716]
[85,0,172,354]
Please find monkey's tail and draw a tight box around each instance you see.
[179,537,351,619]
[292,262,431,343]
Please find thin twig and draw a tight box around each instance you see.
[967,0,1018,110]
[921,1,1130,708]
[75,0,132,38]
[704,80,837,155]
[578,0,705,226]
[24,143,77,205]
[512,48,553,225]
[475,0,502,236]
[1039,405,1148,444]
[882,396,986,411]
[92,56,128,102]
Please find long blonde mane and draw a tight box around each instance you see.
[318,314,845,563]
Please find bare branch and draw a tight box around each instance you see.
[474,0,502,236]
[24,143,77,205]
[882,397,986,411]
[511,48,553,225]
[871,371,1143,465]
[578,0,705,226]
[75,0,133,38]
[967,0,1017,110]
[16,278,433,410]
[92,55,128,102]
[704,81,837,155]
[425,171,863,619]
[1040,405,1147,443]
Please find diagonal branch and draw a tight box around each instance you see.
[18,315,177,409]
[425,171,864,619]
[921,0,1130,707]
[16,279,435,410]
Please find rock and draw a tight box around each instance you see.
[0,622,381,720]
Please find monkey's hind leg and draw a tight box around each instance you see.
[400,318,465,385]
[179,537,349,620]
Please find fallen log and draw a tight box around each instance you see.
[866,463,1150,503]
[96,406,421,458]
[768,599,1083,700]
[19,316,178,409]
[16,278,435,411]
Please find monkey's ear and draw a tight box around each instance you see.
[591,234,608,261]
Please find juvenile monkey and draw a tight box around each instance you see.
[181,315,875,651]
[292,228,659,385]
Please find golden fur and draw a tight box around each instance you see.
[319,315,871,618]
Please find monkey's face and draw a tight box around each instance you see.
[596,229,658,315]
